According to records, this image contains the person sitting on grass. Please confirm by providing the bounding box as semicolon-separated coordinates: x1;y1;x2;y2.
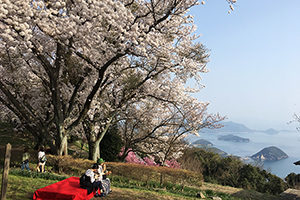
21;147;30;171
80;163;103;198
97;158;112;197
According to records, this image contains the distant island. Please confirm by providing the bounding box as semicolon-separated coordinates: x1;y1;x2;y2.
201;121;281;135
251;146;288;161
262;128;279;135
190;139;228;157
218;134;250;143
192;139;213;147
202;121;252;133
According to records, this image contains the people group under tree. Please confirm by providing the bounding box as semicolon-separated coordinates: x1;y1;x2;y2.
80;159;112;198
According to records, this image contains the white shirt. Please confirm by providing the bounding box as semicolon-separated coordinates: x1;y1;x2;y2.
96;165;104;181
38;151;45;159
85;169;95;183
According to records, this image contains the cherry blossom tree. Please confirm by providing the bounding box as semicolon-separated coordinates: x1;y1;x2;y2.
0;0;235;157
117;77;224;163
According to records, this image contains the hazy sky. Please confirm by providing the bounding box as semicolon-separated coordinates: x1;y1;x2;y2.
189;0;300;130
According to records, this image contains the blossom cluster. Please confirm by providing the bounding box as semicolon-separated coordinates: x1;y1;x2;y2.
120;148;181;169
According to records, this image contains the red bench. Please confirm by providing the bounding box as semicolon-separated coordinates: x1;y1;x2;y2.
33;177;96;200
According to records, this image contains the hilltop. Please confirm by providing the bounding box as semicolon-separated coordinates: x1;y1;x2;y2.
251;146;288;161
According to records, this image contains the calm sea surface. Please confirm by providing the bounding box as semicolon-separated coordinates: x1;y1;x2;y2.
188;130;300;178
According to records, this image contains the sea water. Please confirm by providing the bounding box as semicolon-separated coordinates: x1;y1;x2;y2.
187;130;300;178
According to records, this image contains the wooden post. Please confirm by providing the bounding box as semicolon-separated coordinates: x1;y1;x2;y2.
1;143;11;200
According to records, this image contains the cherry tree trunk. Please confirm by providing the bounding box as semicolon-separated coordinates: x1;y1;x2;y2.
88;139;101;162
57;133;68;156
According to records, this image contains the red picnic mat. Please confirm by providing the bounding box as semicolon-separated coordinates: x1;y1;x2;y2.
33;176;95;200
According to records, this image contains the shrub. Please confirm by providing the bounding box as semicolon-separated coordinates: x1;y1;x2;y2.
285;173;300;189
107;162;202;187
164;159;181;168
179;147;287;195
143;156;158;166
44;155;202;189
46;155;94;175
9;168;68;180
120;149;181;168
123;150;145;165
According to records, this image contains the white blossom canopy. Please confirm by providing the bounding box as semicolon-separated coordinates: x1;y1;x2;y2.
0;0;234;155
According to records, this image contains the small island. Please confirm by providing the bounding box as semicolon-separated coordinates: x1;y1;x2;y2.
192;139;213;147
251;146;288;161
263;128;279;135
218;134;250;143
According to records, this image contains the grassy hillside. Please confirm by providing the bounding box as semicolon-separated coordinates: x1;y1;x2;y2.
1;174;58;200
0;173;281;200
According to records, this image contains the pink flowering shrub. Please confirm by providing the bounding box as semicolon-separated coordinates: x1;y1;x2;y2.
143;156;158;166
120;148;180;169
165;159;181;169
119;147;145;164
125;151;145;165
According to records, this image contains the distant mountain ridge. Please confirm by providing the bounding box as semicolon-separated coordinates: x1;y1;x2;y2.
201;121;253;133
202;121;280;134
217;121;252;132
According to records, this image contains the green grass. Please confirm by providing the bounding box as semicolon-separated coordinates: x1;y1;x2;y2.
1;173;240;200
110;175;240;200
0;170;240;200
1;172;280;200
9;168;69;180
1;174;58;200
